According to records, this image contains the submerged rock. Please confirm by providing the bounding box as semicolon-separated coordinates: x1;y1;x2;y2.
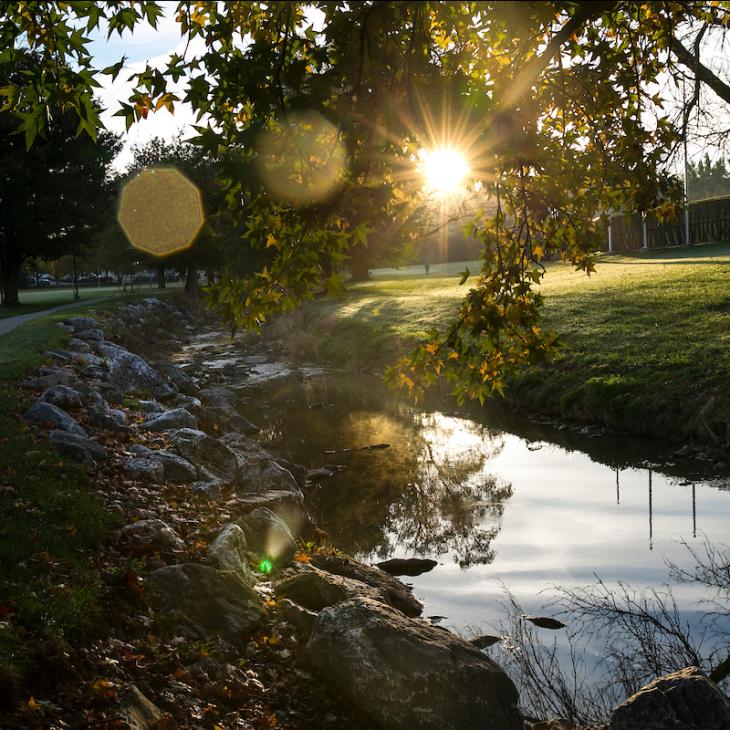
145;563;264;644
376;557;438;577
609;666;730;730
305;596;522;730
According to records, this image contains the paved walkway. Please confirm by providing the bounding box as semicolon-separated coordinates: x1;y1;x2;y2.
0;296;114;337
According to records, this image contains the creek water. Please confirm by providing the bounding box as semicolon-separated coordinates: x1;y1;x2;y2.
178;330;730;695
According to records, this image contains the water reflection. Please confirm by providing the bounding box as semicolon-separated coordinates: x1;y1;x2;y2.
248;377;513;567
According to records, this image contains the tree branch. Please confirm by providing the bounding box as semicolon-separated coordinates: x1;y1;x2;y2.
670;33;730;107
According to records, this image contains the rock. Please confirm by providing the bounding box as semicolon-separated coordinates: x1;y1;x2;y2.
170;428;241;481
81;364;105;380
118;684;171;730
376;557;438;577
124;457;165;483
48;430;107;463
39;384;83;410
63;316;96;332
125;444;199;483
145;564;265;644
199;386;259;434
87;393;129;432
23;401;87;436
278;597;318;637
220;432;307;487
75;328;105;343
276;564;389;611
609;666;730;730
305;597;522;730
673;444;695;458
120;519;185;555
21;366;78;390
208;524;255;583
238;460;303;497
307;467;336;482
158;363;198;395
523;616;566;630
141;408;197;432
136;399;166;414
310;554;423;617
172;393;203;414
469;635;502;649
67;337;91;354
98;342;177;400
238;507;297;565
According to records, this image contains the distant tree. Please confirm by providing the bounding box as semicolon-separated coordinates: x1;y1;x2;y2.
0;54;118;306
687;154;730;201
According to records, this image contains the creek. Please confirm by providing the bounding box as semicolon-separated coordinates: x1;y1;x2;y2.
176;328;730;692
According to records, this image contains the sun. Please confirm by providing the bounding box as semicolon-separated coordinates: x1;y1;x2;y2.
420;146;470;194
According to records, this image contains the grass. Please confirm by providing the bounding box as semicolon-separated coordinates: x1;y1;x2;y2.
268;243;730;442
0;281;184;319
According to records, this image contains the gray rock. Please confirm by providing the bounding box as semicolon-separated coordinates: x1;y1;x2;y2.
145;563;264;644
305;597;522;730
67;337;91;354
75;328;104;343
125;445;197;483
98;342;176;400
141;407;197;432
44;349;74;363
209;524;255;583
609;666;730;730
170;428;241;481
158;363;198;395
120;518;185;554
221;432;307;486
278;597;318;637
199;386;259;434
124;457;165;483
276;564;389;611
119;684;166;730
238;459;303;497
23;401;86;436
48;430;107;463
80;364;105;380
310;554;423;617
376;557;438;577
136;399;166;413
87;393;128;432
76;352;103;367
21;366;78;390
238;507;297;565
173;393;203;414
63;316;97;332
40;384;83;410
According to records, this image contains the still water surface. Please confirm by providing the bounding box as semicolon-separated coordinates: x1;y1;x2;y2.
232;368;729;641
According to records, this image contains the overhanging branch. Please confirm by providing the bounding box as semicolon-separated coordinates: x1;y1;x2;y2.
670;34;730;107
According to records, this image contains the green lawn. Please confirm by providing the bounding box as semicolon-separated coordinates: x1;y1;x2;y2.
268;243;730;440
0;281;183;318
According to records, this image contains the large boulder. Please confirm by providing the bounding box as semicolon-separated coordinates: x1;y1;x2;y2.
141;407;197;432
48;430;107;463
169;428;241;481
310;554;423;617
126;444;198;483
157;363;198;395
63;316;97;332
305;597;522;730
124;457;165;483
237;460;303;498
23;401;86;436
97;342;176;400
276;564;388;611
145;563;264;644
198;386;259;434
221;432;307;487
609;666;730;730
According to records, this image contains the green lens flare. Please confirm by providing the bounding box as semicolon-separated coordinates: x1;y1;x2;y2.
259;558;273;574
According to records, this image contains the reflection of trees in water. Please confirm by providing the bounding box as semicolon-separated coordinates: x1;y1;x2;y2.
320;408;512;568
245;374;514;567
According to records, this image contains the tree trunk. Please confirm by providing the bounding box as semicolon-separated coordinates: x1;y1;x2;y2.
1;257;22;307
156;264;166;289
185;265;199;298
349;244;371;282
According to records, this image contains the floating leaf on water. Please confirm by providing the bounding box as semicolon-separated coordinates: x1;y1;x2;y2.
376;557;437;576
468;634;502;648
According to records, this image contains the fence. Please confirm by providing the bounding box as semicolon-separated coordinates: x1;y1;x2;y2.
608;194;730;252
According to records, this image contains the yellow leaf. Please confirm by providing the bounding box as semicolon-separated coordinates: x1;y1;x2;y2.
26;696;40;711
265;233;278;248
424;342;439;355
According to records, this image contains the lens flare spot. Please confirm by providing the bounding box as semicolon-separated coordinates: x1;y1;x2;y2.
420;147;470;194
118;167;204;257
258;558;273;574
256;110;346;205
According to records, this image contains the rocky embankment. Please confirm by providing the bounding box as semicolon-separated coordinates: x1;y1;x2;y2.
13;298;730;730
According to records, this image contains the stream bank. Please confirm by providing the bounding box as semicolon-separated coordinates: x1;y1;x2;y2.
2;299;727;730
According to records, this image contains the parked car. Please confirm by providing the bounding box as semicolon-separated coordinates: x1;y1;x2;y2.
36;274;57;287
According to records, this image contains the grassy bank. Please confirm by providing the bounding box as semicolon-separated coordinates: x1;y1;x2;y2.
0;289;183;704
266;244;730;444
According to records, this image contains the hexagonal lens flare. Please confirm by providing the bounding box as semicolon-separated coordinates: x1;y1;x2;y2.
118;167;204;257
